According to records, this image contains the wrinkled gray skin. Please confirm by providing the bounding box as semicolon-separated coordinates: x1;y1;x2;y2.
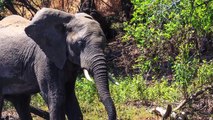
0;8;116;120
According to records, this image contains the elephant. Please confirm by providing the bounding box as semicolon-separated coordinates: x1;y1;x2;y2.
0;14;34;120
0;8;116;120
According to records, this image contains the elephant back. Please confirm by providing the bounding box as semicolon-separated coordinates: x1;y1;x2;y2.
0;15;29;35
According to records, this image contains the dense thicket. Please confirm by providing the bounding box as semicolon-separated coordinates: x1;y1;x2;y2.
123;0;213;101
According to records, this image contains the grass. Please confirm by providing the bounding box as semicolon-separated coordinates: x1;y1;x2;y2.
74;76;179;120
29;76;164;119
80;101;155;120
4;70;211;120
2;76;178;120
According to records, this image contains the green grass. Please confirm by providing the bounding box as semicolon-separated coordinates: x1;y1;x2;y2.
4;69;211;120
28;76;164;119
80;101;155;120
74;76;179;119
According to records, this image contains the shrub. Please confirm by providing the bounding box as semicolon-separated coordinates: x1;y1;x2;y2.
124;0;213;76
123;0;213;103
172;43;199;97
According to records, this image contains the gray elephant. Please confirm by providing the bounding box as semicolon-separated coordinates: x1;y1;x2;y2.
0;8;116;120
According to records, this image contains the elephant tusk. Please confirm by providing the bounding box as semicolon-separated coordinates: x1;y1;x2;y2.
83;69;119;85
83;69;93;82
108;73;119;85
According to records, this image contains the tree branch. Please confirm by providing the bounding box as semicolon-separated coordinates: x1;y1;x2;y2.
174;83;213;111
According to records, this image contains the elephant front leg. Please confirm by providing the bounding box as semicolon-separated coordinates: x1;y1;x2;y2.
40;83;65;120
46;72;66;119
37;62;66;120
47;92;65;120
43;78;65;120
65;82;83;120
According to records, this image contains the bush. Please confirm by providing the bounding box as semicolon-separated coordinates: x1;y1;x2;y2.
124;0;213;76
172;43;199;97
123;0;213;103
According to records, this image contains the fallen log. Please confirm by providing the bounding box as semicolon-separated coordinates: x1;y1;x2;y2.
174;83;213;111
151;83;213;119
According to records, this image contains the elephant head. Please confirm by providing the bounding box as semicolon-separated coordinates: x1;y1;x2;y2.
25;8;116;120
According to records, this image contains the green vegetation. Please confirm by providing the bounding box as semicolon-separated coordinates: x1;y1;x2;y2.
122;0;212;118
123;0;212;96
29;77;157;119
76;77;178;104
75;77;170;119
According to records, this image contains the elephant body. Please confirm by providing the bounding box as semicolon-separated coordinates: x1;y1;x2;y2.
0;16;35;120
0;15;65;120
0;15;39;94
0;8;116;120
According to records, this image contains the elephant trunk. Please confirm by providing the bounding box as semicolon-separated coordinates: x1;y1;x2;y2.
88;51;116;120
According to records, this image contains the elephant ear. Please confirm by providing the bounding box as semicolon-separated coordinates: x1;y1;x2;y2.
25;8;73;69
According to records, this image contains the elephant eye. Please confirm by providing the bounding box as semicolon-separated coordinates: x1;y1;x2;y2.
67;28;72;32
77;40;85;48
